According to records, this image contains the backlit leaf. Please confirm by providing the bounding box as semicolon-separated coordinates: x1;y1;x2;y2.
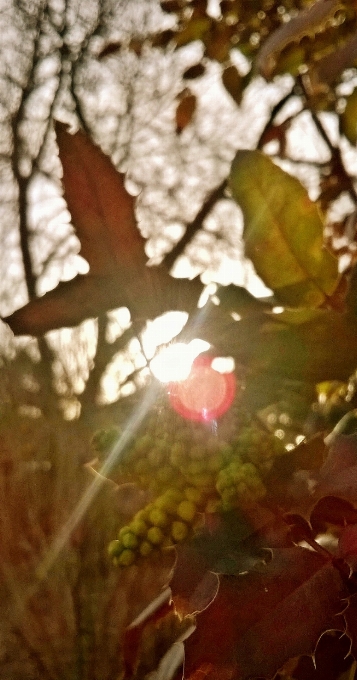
4;125;203;335
55;122;146;277
229;150;339;308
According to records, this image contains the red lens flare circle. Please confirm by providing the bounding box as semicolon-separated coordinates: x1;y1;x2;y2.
168;355;236;422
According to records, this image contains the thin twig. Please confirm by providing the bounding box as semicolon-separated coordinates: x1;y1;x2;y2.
298;76;357;204
257;86;296;150
163;178;227;270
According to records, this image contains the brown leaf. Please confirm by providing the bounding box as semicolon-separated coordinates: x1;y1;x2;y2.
98;42;122;59
176;93;197;133
55;122;146;277
314;434;357;503
183;547;346;680
222;65;243;105
4;125;203;335
312;32;357;91
310;496;357;534
283;632;353;680
345;593;357;658
183;63;206;79
151;29;177;48
160;0;182;12
4;268;203;336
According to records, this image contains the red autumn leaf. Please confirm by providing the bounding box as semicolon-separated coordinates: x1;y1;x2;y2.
4;124;202;335
310;496;357;533
182;547;346;680
316;434;357;502
176;92;197;133
338;524;357;572
345;593;357;658
283;632;353;680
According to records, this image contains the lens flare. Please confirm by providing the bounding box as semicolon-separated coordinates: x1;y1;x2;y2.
168;354;236;422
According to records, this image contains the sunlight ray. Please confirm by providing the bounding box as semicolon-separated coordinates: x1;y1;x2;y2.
36;382;161;580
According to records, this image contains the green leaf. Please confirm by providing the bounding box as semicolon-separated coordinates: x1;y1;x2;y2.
215;284;272;316
194;306;357;384
229;150;339;308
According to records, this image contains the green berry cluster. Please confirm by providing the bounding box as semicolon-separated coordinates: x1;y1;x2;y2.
216;458;267;511
108;487;204;566
95;400;287;566
232;425;286;474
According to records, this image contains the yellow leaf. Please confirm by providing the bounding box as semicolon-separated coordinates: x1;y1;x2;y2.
229;150;339;308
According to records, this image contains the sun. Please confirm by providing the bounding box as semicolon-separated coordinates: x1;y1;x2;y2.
141;311;210;384
149;339;210;383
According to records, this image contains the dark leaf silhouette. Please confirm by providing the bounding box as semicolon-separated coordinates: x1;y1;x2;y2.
182;547;346;680
183;63;206;79
196;307;357;383
345;594;357;658
98;42;122;59
310;496;357;533
222;65;243;105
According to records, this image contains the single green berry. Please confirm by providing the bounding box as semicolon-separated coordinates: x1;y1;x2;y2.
171;520;189;543
140;540;153;557
155;489;184;513
108;539;123;558
147;526;165;546
149;507;169;528
156;465;176;484
177;500;196;523
130;517;148;537
118;549;136;567
148;447;164;466
121;531;139;550
134;459;151;476
92;427;120;452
